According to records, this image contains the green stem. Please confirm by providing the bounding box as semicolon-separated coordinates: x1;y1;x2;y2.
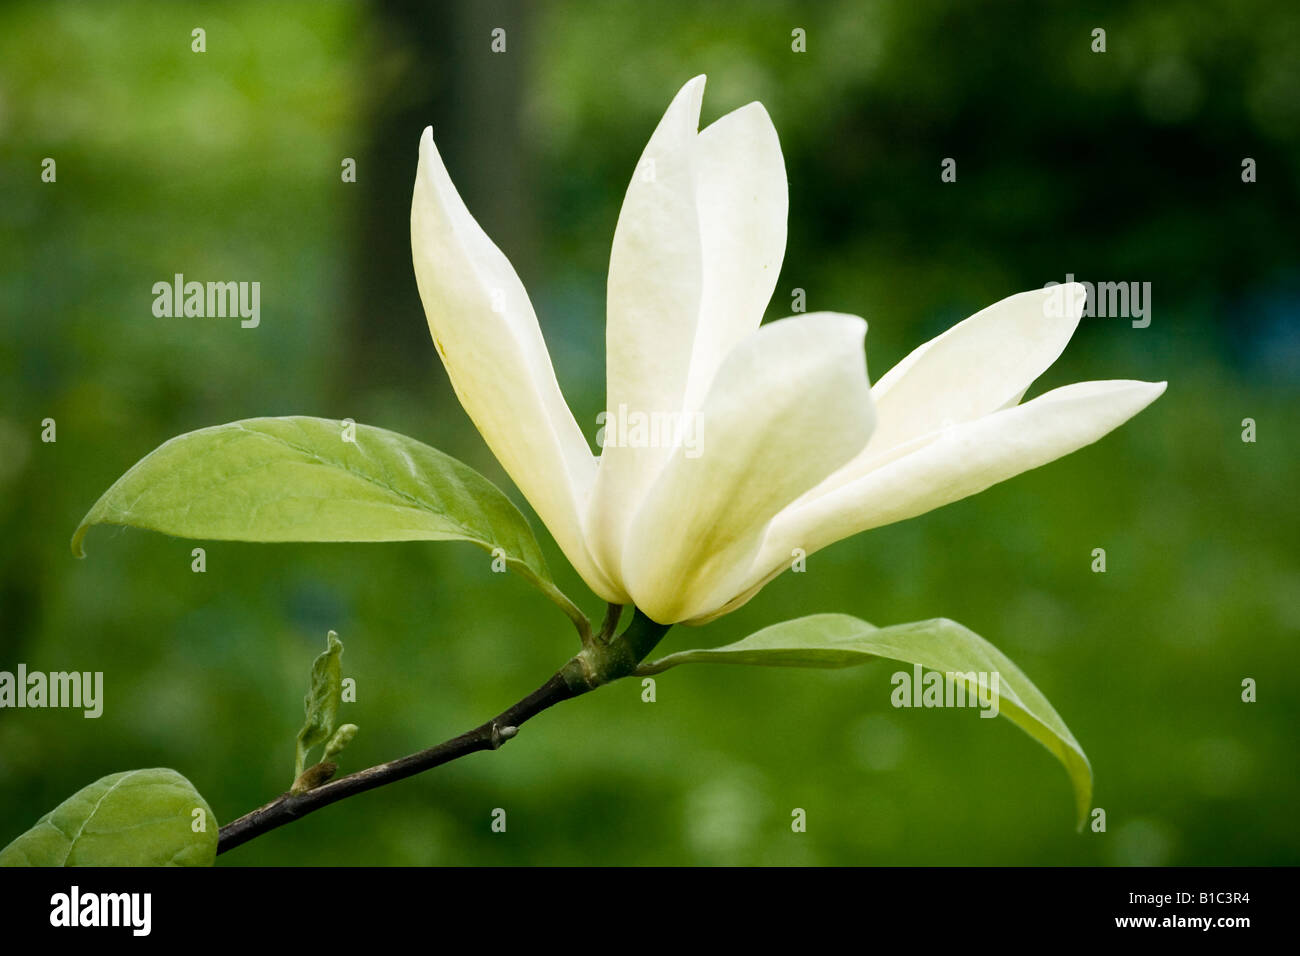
562;608;673;690
596;602;624;644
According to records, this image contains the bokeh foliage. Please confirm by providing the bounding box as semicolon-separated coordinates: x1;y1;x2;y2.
1;0;1296;865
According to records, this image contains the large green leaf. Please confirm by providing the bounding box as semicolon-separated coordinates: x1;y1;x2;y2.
639;614;1092;827
0;768;217;866
72;416;583;626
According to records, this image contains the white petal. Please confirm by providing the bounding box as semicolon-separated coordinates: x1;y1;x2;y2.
754;379;1167;579
868;283;1086;454
789;284;1088;510
621;313;875;623
585;75;708;586
680;101;789;413
411;127;623;601
604;74;708;423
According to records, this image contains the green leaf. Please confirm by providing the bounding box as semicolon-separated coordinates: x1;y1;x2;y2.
0;768;217;866
71;416;585;629
323;723;359;762
639;614;1092;827
295;630;343;782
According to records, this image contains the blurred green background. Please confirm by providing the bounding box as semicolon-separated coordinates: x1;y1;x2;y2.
1;0;1297;865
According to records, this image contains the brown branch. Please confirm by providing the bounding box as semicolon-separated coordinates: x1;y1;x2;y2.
217;671;583;855
216;610;672;856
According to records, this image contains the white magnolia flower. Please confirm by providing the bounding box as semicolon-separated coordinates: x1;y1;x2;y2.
411;75;1165;626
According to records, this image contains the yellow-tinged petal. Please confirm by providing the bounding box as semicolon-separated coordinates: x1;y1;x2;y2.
622;313;875;623
411;127;623;601
749;378;1167;589
681;100;789;414
585;75;708;588
587;79;790;593
807;284;1087;504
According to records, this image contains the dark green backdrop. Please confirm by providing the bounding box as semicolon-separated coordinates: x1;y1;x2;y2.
1;0;1296;864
